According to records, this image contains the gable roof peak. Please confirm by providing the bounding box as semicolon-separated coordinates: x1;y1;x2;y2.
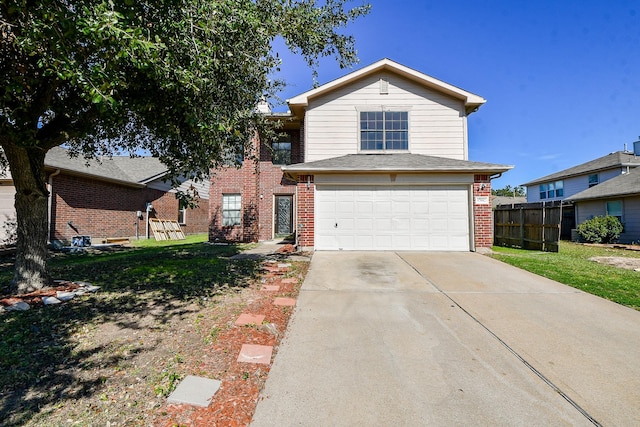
287;58;486;117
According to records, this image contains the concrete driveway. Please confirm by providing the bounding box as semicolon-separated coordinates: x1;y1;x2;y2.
251;252;640;426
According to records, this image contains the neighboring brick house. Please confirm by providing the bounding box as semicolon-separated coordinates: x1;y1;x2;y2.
2;147;210;244
209;59;512;251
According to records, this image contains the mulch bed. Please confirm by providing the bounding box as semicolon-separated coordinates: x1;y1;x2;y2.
153;259;307;426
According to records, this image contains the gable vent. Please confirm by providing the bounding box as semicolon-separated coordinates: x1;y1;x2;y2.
379;78;389;95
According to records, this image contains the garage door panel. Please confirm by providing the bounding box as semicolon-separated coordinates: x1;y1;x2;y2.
315;185;470;251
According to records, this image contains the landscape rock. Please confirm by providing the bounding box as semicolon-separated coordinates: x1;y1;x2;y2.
43;296;62;305
7;301;30;311
56;291;76;301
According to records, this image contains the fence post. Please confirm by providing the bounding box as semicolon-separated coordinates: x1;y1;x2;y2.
520;207;525;248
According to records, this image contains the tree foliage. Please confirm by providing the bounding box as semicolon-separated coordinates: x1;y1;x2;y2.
492;185;526;197
577;216;624;244
0;0;370;292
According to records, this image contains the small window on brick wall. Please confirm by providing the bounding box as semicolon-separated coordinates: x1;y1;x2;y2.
222;194;241;226
272;134;292;165
178;200;187;225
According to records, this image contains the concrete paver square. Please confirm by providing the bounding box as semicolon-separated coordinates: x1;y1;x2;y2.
235;313;266;326
238;344;273;365
167;375;221;407
273;297;296;306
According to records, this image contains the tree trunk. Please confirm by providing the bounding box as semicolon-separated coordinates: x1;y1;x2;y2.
3;143;52;293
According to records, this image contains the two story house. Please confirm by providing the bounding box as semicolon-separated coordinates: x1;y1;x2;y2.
523;143;640;243
208;59;512;251
523;148;640;203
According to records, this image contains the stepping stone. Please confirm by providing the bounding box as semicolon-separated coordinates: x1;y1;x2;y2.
273;297;296;307
235;313;265;326
281;278;298;284
277;263;291;269
167;375;221;407
261;285;280;292
237;344;273;365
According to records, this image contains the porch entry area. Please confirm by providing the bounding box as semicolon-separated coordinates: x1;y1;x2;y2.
274;195;293;237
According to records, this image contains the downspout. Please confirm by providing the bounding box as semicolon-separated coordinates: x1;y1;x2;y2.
48;169;61;242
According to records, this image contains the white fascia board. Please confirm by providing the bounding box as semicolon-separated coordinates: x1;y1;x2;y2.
287;58;486;111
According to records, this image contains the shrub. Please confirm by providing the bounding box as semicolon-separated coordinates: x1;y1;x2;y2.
576;215;624;244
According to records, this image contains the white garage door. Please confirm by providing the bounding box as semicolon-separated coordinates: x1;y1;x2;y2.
315;185;470;251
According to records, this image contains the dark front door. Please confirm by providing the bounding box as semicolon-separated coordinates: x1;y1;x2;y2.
275;195;293;236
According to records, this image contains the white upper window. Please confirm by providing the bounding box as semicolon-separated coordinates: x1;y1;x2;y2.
360;111;408;151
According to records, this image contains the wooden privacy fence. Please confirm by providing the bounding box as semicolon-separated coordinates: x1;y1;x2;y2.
494;201;562;252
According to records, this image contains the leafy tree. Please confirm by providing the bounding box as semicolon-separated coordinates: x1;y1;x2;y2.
0;0;370;293
492;185;526;197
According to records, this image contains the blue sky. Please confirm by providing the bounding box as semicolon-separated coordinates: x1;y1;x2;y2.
271;0;640;190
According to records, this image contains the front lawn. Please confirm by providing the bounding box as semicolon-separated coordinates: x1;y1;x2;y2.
491;241;640;310
0;235;306;426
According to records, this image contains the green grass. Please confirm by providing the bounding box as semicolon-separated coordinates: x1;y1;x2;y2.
491;241;640;310
0;238;260;425
129;233;209;248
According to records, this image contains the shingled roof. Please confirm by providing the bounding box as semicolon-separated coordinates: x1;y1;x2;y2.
45;147;168;187
282;153;512;175
523;151;640;186
566;167;640;201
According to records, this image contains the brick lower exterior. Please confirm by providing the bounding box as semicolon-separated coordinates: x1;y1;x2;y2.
296;175;315;249
473;174;493;249
209;131;299;243
50;173;209;243
208;129;494;250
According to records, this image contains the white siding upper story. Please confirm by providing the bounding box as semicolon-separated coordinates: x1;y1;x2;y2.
526;168;629;203
575;197;640;243
303;72;468;163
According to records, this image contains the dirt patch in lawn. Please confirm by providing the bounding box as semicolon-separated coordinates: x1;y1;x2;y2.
589;256;640;271
0;256;309;426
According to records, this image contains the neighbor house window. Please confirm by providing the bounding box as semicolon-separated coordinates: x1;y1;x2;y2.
272;135;292;165
178;200;187;225
539;183;547;199
222;194;241;226
588;174;599;188
606;200;623;223
540;180;563;199
360;111;408;151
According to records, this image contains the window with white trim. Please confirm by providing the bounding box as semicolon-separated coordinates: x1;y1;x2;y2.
178;200;187;225
222;194;241;226
360;111;408;151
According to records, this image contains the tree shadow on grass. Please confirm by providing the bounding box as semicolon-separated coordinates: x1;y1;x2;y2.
0;242;261;426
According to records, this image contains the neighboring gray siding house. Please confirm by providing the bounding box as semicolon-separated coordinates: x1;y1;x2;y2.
523;150;640;203
566;166;640;244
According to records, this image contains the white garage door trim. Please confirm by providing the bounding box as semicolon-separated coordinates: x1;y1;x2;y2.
315;184;470;251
